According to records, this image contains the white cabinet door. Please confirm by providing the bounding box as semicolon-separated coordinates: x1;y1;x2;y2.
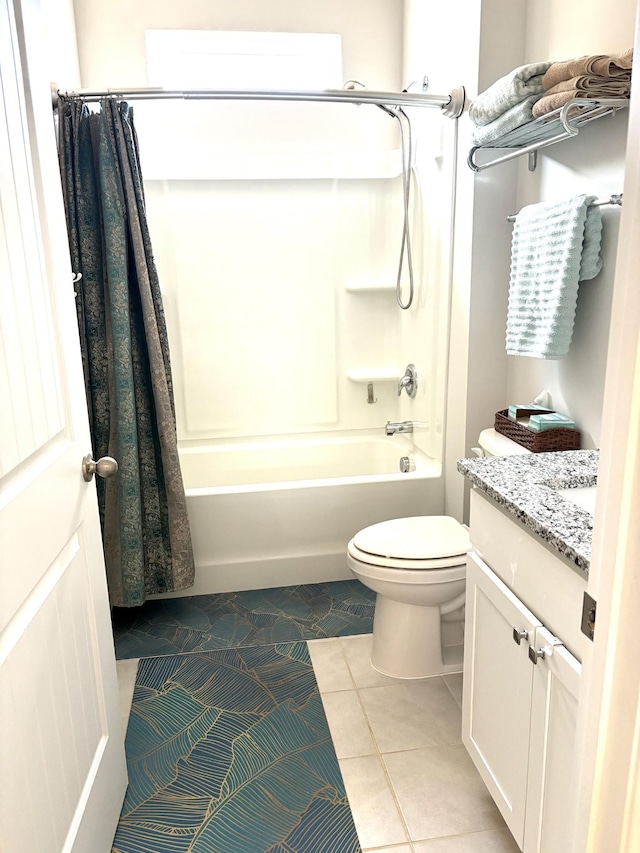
463;552;542;848
525;626;582;853
0;0;127;850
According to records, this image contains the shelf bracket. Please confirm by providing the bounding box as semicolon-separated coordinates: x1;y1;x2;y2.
528;150;537;172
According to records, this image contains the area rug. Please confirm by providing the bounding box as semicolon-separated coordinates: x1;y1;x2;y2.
112;580;375;659
112;642;361;853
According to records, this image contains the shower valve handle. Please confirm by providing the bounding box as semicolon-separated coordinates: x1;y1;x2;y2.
398;363;418;397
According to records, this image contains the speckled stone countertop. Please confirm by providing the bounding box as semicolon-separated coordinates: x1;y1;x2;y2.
457;449;598;574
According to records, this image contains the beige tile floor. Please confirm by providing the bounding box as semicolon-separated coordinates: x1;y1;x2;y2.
116;631;520;853
307;633;521;853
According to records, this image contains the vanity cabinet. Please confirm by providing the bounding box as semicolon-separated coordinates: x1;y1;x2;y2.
462;491;585;853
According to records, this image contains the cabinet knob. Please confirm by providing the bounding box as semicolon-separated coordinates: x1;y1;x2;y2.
513;628;528;645
528;645;546;665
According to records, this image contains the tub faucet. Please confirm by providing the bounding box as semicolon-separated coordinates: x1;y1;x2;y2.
385;420;414;436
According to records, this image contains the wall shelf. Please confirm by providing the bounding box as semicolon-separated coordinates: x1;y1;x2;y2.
345;281;396;294
346;368;403;383
467;97;629;173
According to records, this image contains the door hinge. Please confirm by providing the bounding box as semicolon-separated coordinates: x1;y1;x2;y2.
581;592;597;641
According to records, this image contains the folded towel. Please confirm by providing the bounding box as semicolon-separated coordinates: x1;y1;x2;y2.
469;61;552;126
543;50;633;90
506;195;602;359
545;73;631;96
471;96;540;145
531;84;630;119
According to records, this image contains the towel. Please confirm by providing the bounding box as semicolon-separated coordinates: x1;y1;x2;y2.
471;96;540;146
532;84;630;119
542;50;633;90
469;61;552;126
506;195;602;359
545;74;631;96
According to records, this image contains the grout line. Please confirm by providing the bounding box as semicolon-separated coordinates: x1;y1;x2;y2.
441;671;464;709
341;637;418;847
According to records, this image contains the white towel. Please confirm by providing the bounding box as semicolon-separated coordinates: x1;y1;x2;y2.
506;195;603;359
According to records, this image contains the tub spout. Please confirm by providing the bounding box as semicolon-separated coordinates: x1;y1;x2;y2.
385;420;414;436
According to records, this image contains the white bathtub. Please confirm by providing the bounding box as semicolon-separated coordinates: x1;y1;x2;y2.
160;432;444;596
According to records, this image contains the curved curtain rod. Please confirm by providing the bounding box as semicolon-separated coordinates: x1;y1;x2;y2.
54;85;466;118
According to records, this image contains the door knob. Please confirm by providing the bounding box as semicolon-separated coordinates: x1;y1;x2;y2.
82;454;118;482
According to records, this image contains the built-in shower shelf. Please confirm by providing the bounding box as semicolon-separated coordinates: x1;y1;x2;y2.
347;368;403;383
345;281;396;294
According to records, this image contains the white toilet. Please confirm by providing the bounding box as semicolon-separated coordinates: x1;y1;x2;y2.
347;515;471;679
347;427;529;679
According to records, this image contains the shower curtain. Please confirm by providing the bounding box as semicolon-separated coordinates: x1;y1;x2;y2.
58;98;195;607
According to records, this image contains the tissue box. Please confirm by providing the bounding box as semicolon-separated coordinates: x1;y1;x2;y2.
529;413;576;432
507;404;555;421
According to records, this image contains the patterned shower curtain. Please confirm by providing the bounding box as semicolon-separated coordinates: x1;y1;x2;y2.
58;98;195;607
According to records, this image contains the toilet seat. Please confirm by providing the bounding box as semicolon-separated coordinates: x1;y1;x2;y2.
349;516;471;570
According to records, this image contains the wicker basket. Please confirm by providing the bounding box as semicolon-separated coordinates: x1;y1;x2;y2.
494;410;581;453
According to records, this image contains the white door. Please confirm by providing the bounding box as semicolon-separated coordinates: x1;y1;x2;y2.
0;0;127;850
462;551;541;849
525;626;581;853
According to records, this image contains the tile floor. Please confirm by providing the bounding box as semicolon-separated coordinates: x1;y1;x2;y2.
116;632;520;853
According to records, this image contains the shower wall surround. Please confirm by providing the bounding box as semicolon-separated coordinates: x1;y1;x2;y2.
144;131;453;463
72;0;456;466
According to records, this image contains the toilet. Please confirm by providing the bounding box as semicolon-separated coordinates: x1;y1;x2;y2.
347;516;471;679
347;426;529;679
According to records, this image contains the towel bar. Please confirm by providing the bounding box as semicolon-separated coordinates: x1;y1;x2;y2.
506;194;623;222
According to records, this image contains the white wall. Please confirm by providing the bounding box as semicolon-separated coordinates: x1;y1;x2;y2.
404;0;518;519
505;0;636;448
40;0;80;89
404;0;635;520
73;0;404;91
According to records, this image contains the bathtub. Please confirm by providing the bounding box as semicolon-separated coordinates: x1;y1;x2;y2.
160;432;444;596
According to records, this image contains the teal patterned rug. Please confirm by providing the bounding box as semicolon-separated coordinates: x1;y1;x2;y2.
113;580;375;659
112;642;361;853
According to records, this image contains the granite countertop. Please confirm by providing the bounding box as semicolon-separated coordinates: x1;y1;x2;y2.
457;449;598;574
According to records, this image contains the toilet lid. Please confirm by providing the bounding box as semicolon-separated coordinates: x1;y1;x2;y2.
352;516;471;561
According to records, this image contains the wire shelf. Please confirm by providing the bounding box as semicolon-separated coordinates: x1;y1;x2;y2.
468;97;630;172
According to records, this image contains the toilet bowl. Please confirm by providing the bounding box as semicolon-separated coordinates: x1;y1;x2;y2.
347;516;471;679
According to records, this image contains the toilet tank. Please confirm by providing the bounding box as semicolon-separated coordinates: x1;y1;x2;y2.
473;428;531;458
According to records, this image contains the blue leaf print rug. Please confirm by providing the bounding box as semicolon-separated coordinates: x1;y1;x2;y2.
112;642;361;853
113;581;375;660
